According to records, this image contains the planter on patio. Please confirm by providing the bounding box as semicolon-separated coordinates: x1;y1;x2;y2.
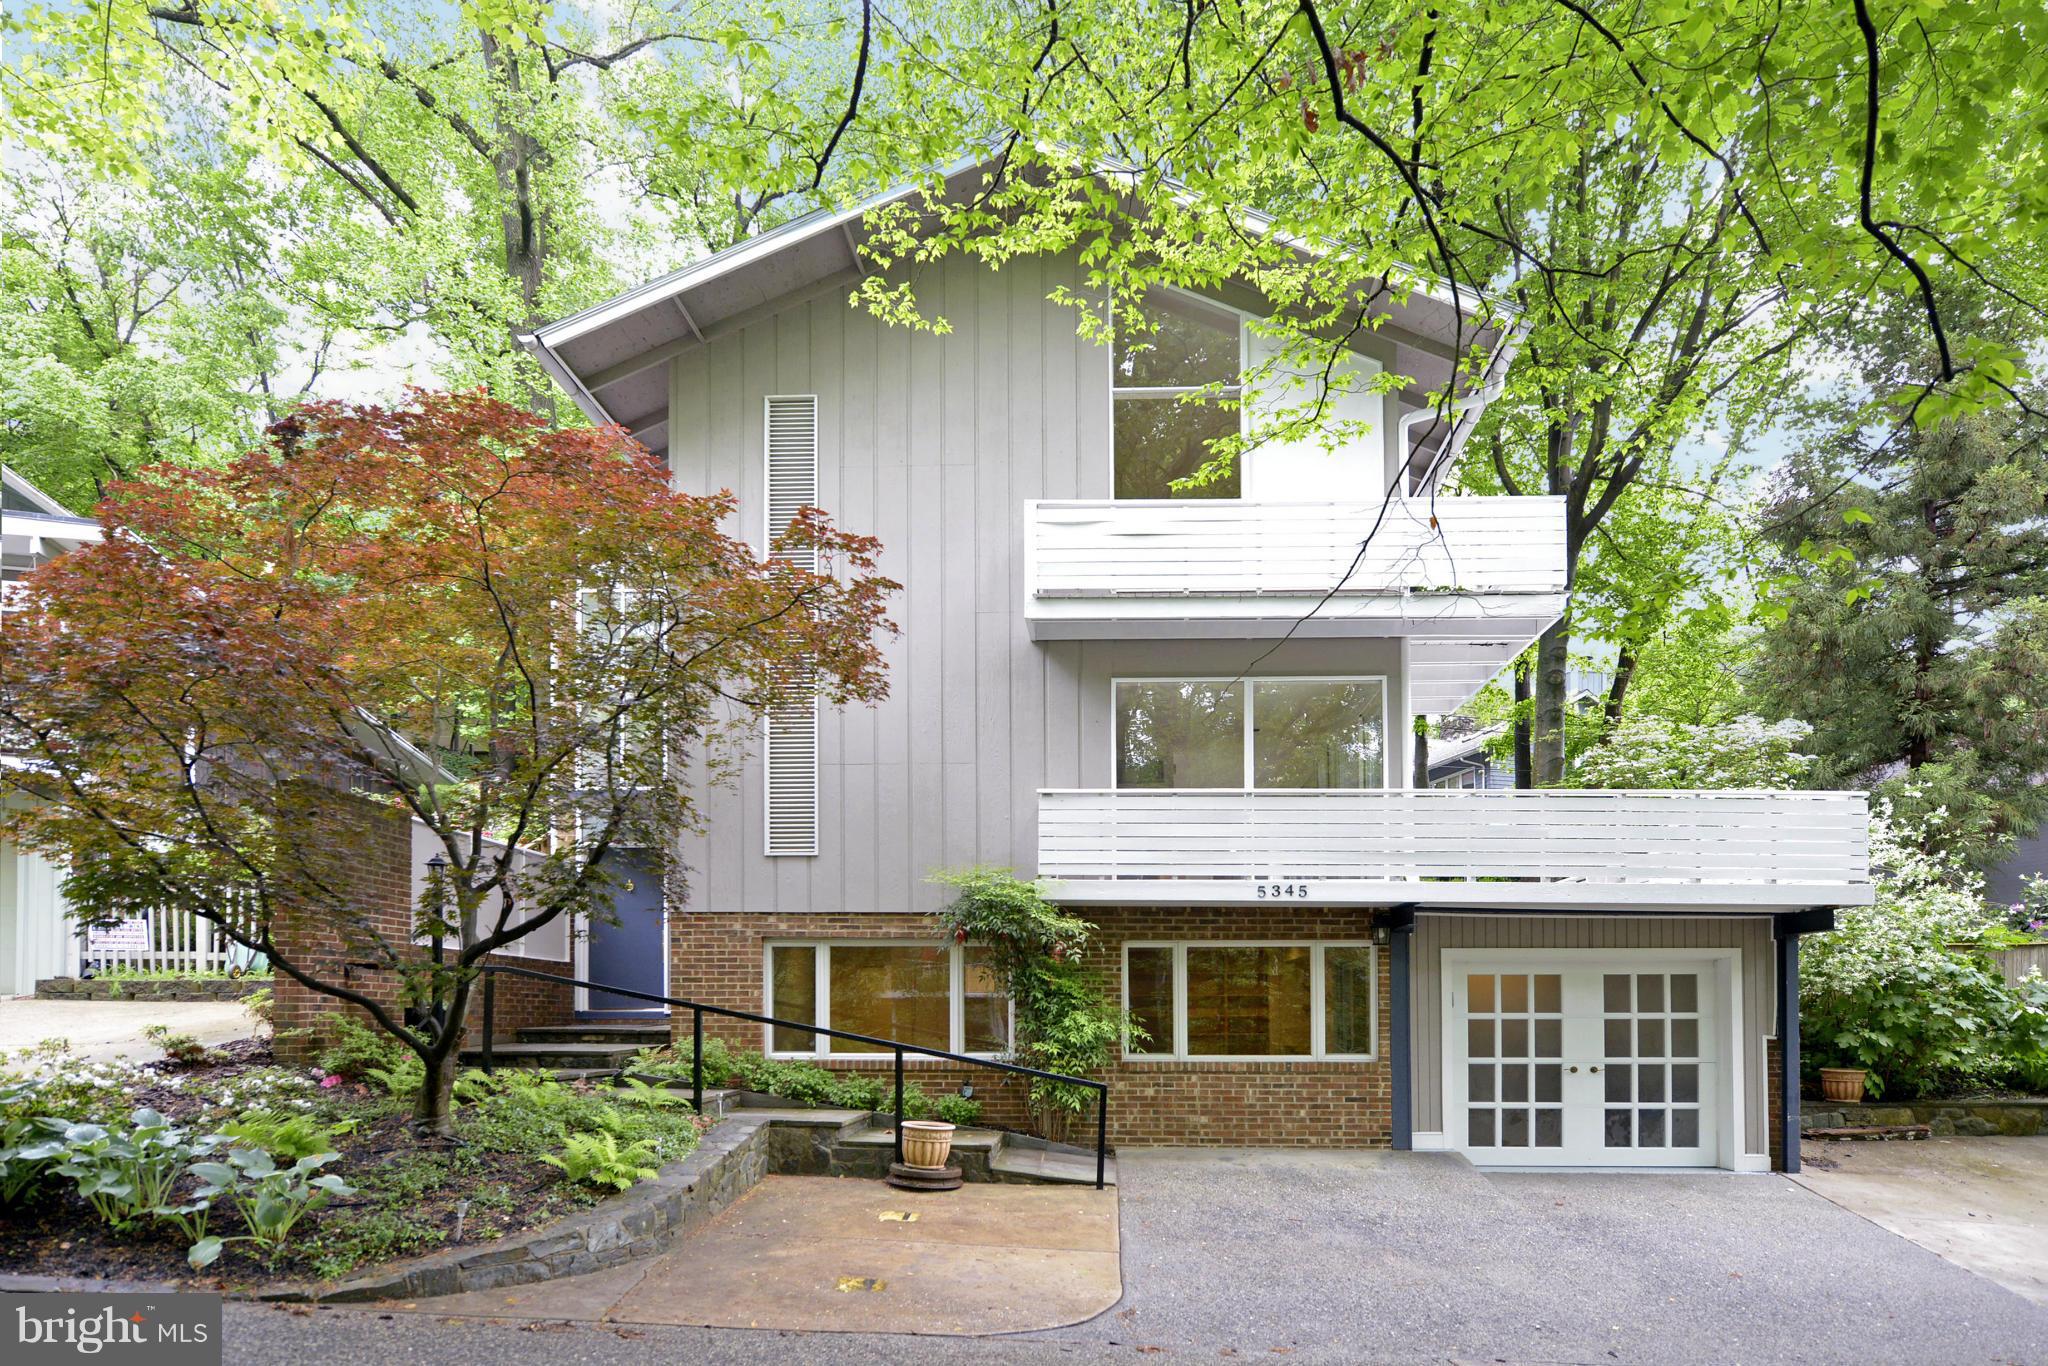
901;1120;955;1170
1820;1067;1869;1103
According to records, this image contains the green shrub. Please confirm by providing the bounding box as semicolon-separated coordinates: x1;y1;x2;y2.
932;1094;983;1127
1803;804;2048;1097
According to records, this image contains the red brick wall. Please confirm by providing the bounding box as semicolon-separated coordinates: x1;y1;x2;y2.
271;795;413;1060
669;906;1394;1147
270;794;574;1059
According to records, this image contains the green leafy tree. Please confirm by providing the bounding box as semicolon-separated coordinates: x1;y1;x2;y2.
5;0;888;411
1751;387;2048;864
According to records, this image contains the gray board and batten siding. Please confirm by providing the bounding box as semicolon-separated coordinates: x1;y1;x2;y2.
666;250;1422;918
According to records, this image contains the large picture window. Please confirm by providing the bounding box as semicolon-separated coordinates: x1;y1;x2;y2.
764;942;1012;1058
1113;288;1243;500
1115;678;1387;789
1123;943;1377;1061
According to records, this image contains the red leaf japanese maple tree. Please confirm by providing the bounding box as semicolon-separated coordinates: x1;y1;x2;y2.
0;389;896;1135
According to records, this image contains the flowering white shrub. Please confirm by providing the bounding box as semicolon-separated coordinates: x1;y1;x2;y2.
1800;799;2041;1097
1572;714;1815;790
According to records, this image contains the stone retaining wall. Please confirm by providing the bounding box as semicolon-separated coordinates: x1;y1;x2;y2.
35;976;270;1003
1804;1099;2045;1137
267;1097;772;1303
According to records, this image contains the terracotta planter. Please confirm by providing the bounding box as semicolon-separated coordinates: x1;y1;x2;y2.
1819;1067;1868;1104
900;1120;956;1170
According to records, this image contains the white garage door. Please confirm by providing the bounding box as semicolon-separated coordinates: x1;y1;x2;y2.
1446;953;1731;1168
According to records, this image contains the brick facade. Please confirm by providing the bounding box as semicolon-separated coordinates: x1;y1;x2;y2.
668;905;1394;1147
270;793;573;1060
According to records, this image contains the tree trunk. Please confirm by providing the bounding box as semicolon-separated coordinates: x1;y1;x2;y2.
413;1046;462;1138
1604;645;1638;724
1412;716;1430;788
1533;614;1571;786
1513;659;1533;789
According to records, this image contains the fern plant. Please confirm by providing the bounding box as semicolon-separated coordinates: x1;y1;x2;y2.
540;1132;660;1191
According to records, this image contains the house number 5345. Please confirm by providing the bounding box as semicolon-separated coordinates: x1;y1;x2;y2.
1256;883;1311;899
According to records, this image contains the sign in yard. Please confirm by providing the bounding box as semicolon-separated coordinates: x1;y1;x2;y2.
85;916;151;952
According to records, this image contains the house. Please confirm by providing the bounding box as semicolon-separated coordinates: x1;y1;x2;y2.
1425;723;1511;790
1;467;102;994
518;162;1873;1171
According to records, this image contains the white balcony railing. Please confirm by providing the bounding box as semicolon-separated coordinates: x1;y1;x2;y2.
1036;788;1873;909
1027;495;1566;601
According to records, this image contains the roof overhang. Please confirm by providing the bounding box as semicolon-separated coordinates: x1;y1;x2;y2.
523;155;1517;470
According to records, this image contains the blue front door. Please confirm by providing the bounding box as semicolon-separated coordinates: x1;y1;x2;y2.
583;849;666;1016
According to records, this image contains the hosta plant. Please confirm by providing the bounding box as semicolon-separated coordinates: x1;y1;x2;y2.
186;1148;352;1267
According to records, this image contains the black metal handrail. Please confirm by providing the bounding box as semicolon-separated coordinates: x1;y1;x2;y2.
474;963;1109;1189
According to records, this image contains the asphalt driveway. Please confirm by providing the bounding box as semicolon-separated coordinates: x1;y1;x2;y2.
213;1146;2048;1364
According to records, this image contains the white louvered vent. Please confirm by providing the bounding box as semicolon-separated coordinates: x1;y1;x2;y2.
764;395;819;569
763;395;820;856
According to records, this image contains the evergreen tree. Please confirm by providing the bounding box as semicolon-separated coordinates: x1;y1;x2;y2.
1752;397;2048;864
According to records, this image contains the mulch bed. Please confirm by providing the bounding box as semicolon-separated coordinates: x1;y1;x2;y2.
0;1041;630;1290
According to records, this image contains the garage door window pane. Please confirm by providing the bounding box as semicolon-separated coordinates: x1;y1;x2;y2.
1186;946;1311;1056
769;946;818;1053
1116;682;1245;788
828;945;950;1053
1127;947;1175;1055
1323;947;1374;1055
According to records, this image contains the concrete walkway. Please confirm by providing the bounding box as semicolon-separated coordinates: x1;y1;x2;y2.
380;1176;1121;1336
0;996;258;1061
1794;1134;2048;1307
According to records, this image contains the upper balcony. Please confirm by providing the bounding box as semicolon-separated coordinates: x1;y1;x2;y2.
1035;788;1873;911
1024;496;1569;712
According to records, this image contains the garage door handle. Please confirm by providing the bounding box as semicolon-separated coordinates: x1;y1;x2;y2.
1587;1065;1601;1074
1568;1066;1579;1074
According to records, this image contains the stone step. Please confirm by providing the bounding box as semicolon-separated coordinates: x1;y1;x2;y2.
458;1041;646;1070
516;1023;672;1047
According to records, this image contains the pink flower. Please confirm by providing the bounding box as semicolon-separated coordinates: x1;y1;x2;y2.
320;1074;344;1088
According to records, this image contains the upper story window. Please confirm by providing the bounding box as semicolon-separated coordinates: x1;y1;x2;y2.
1114;677;1387;789
1113;289;1242;500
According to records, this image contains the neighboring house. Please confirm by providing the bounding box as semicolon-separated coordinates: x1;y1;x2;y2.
1425;725;1511;790
511;161;1873;1172
1;468;102;993
1987;828;2047;909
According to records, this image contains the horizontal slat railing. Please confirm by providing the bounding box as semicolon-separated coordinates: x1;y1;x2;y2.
1026;497;1568;599
1037;789;1871;899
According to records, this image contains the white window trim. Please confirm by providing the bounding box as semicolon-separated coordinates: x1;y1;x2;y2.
762;939;1015;1060
1111;675;1393;792
1121;941;1378;1063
